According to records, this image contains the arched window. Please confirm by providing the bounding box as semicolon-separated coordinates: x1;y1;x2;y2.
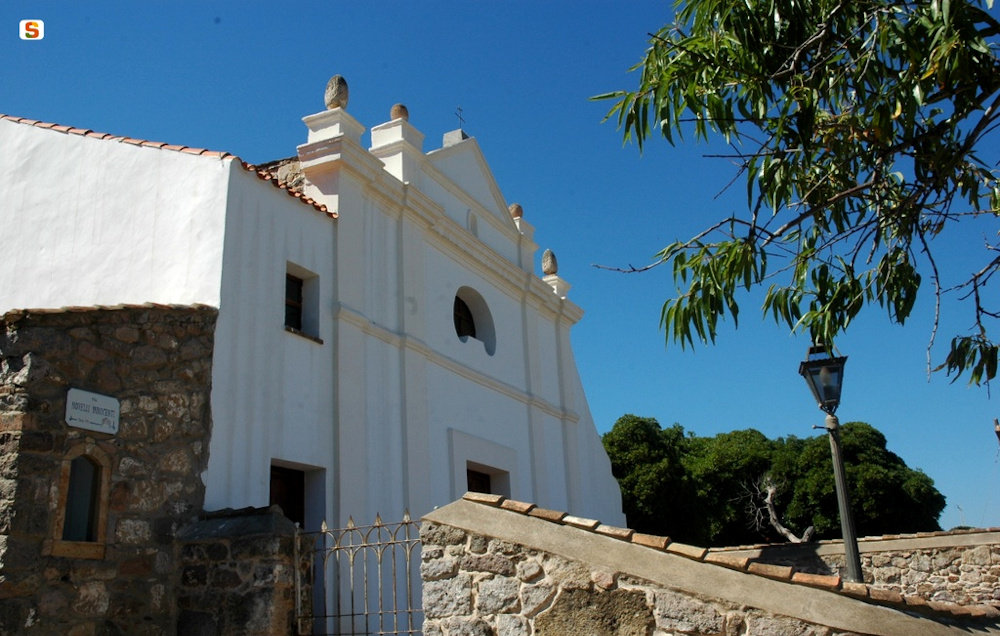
49;442;111;559
454;297;476;339
63;455;101;541
453;287;496;355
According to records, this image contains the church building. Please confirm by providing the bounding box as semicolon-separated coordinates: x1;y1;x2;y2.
0;77;624;538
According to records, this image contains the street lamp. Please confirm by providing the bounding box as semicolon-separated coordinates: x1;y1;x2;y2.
799;345;864;583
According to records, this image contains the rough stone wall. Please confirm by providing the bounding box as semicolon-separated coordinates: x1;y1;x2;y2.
0;305;217;635
420;521;859;636
176;506;307;636
862;545;1000;605
715;533;1000;606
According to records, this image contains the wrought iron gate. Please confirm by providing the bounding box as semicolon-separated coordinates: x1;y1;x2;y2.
298;512;422;635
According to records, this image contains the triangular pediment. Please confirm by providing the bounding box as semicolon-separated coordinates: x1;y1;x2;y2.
426;135;515;230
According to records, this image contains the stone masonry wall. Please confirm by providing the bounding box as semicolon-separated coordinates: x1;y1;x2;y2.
421;521;862;636
422;496;1000;636
712;531;1000;606
176;506;307;636
0;305;217;635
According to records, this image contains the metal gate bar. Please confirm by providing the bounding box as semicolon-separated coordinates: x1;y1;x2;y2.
298;512;421;635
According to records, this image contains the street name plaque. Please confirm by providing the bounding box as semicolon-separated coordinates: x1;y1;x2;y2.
65;388;120;435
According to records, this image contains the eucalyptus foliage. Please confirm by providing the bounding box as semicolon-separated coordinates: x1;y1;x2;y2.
598;0;1000;383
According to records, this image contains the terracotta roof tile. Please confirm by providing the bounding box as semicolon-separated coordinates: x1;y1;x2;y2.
666;542;707;560
500;500;535;514
704;553;751;571
631;532;669;550
840;581;869;598
791;572;841;591
748;562;794;581
869;588;904;604
594;524;633;541
527;507;566;523
0;113;333;218
563;515;600;531
462;492;505;507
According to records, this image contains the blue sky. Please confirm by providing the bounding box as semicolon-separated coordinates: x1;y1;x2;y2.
4;1;998;532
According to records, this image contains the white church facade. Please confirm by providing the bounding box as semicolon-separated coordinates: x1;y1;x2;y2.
0;79;625;533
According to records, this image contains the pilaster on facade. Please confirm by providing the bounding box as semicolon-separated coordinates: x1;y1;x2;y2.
297;108;386;202
369;116;426;186
514;216;539;272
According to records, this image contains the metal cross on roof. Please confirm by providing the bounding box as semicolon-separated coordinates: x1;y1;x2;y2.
456;106;465;131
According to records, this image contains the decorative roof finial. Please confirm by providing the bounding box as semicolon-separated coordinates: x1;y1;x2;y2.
391;103;409;121
325;75;349;110
542;249;558;276
508;203;523;219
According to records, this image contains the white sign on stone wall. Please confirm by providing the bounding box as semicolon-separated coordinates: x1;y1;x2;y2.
65;388;120;435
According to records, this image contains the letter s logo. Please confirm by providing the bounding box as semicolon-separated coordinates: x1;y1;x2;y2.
19;20;44;40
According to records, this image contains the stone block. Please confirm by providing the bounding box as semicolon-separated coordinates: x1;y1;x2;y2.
476;576;520;614
421;556;458;581
459;553;515;576
516;560;543;583
497;614;530;636
521;582;556;617
423;574;472;618
72;581;110;616
654;589;723;634
441;617;494;636
421;522;467;546
534;587;653;636
177;609;217;636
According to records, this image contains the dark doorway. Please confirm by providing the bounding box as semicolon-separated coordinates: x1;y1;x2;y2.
270;465;305;527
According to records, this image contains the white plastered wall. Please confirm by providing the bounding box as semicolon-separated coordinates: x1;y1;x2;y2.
202;165;338;532
0;120;228;313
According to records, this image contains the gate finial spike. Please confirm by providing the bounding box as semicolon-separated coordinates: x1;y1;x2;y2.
375;512;383;525
346;516;355;529
403;509;411;522
321;520;328;532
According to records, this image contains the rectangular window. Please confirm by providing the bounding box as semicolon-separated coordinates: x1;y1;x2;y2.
467;469;492;495
63;455;101;541
285;262;322;342
285;274;304;331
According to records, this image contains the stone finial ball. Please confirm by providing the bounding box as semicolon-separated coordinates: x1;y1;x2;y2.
390;103;409;121
508;203;523;219
325;75;349;110
542;249;558;276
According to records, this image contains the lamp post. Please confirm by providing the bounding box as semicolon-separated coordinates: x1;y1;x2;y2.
798;345;864;583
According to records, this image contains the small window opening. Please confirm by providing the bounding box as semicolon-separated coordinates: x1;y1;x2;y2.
63;455;101;542
285;274;304;331
467;469;492;495
50;443;110;559
270;465;306;527
454;297;476;339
